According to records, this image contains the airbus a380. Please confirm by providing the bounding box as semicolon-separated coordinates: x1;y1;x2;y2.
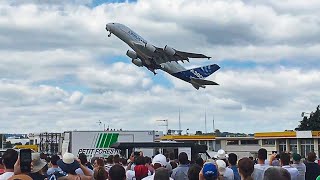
105;23;220;89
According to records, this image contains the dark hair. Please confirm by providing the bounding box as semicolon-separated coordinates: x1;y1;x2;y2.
154;167;170;180
94;166;108;180
107;155;114;164
78;153;88;165
188;164;202;180
280;153;290;166
228;153;238;166
195;157;204;167
307;152;317;162
263;167;291;180
114;154;120;164
258;148;267;160
135;156;146;165
2;149;18;169
50;155;60;165
238;157;254;180
170;161;177;169
96;158;105;167
121;158;127;166
109;164;125;180
178;152;188;165
145;156;152;164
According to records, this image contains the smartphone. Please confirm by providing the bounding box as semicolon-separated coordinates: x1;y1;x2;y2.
20;149;32;173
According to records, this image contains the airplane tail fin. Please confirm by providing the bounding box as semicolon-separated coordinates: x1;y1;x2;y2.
186;64;220;79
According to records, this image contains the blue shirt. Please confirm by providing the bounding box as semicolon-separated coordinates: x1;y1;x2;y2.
171;164;189;180
230;165;240;180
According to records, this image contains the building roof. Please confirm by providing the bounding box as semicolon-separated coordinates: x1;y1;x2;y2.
161;135;215;141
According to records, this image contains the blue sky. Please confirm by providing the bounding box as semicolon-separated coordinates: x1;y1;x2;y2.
1;0;320;133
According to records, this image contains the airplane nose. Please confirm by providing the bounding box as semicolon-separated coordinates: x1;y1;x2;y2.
106;23;115;32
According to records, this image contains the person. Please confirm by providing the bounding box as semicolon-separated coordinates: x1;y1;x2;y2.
142;154;173;180
263;167;291;180
171;152;189;180
305;152;320;180
154;167;170;180
105;155;115;172
278;152;298;180
114;155;121;165
145;157;155;175
188;164;202;180
56;152;92;180
47;154;64;176
93;166;108;180
228;153;240;180
8;155;32;180
214;150;233;180
196;157;204;168
253;148;269;180
216;160;234;180
291;153;306;180
0;149;18;180
199;163;219;180
237;157;253;180
109;164;126;180
75;153;94;175
28;153;47;180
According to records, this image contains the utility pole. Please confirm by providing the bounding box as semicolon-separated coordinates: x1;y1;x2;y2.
179;108;181;135
213;115;215;133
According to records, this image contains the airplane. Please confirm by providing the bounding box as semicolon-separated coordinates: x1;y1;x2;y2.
105;23;220;89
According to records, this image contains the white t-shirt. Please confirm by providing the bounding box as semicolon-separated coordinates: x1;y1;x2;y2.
142;174;174;180
224;167;234;180
126;170;152;180
0;172;14;180
282;165;299;180
253;164;270;180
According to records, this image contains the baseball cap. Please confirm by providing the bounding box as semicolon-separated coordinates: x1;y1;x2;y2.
152;154;167;167
203;163;218;179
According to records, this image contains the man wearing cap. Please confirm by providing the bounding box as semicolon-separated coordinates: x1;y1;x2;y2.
214;150;234;180
142;154;173;180
291;153;306;180
28;153;47;180
199;163;218;180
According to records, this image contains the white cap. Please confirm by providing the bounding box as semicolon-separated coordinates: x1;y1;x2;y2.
62;152;75;164
214;149;228;159
152;154;167;167
216;160;226;175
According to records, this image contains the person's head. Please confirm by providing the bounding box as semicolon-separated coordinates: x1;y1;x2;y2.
135;156;146;165
170;161;177;169
307;152;317;162
195;157;204;167
50;154;60;166
228;153;237;166
94;158;105;168
57;153;80;175
279;152;290;166
258;148;267;161
263;167;291;180
152;154;167;170
202;163;218;180
94;166;108;180
292;153;301;163
144;156;152;164
238;157;254;180
178;152;189;165
2;149;18;169
78;153;88;165
107;155;114;164
154;167;170;180
31;153;48;173
114;154;120;164
214;149;228;160
121;158;127;166
188;164;202;180
109;164;126;180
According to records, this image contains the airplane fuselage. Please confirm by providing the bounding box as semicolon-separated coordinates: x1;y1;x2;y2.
106;23;186;76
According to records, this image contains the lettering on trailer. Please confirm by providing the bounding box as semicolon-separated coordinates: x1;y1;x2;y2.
190;69;204;79
128;30;147;44
78;148;121;156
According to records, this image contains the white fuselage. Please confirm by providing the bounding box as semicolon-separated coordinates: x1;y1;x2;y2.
107;23;186;74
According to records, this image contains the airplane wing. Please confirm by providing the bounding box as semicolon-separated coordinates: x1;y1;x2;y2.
152;45;211;64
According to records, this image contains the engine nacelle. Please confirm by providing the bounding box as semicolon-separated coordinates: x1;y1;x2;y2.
164;45;176;56
145;43;156;53
132;59;143;67
126;50;137;59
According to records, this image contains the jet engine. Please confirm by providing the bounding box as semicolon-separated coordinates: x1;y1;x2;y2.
145;43;156;53
164;45;175;56
126;50;138;59
131;59;143;67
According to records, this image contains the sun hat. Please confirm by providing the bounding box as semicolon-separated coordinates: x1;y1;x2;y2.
31;153;47;173
57;152;80;173
213;149;228;159
152;154;167;167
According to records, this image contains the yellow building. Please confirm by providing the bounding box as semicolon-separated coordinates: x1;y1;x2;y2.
161;131;320;159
